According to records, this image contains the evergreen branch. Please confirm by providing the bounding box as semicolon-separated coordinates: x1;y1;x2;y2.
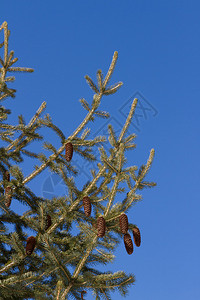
0;92;9;102
6;50;14;68
7;67;34;73
91;173;112;198
94;110;110;119
94;248;114;262
103;82;123;96
2;22;8;64
85;75;99;93
97;70;103;92
47;150;116;236
124;133;137;143
42;235;72;283
75;147;96;161
21;149;40;158
125;143;136;150
0;271;37;286
4;76;15;82
6;101;46;152
139;148;155;181
102;157;118;174
29;101;46;128
123;148;155;212
24;267;59;288
81;128;90;140
118;98;138;143
22;52;121;186
60;235;98;299
104;174;120;217
108;124;118;148
59;167;80;197
0;258;22;274
0;57;4;67
8;57;18;67
23;93;103;185
104;144;125;217
103;51;118;88
79;98;90;112
137;181;157;190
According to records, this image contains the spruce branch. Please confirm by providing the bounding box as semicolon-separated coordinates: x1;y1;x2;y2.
103;82;123;96
85;75;99;94
6;101;46;152
97;69;103;92
118;97;138;143
122;148;155;212
22;93;103;185
0;21;33;101
60;235;98;299
22;51;120;185
103;51;118;88
104;147;124;217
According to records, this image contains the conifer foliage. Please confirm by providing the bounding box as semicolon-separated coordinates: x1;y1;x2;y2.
0;21;156;299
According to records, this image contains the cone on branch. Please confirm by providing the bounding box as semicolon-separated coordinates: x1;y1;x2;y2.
65;142;73;162
119;213;129;234
132;227;141;247
4;170;10;182
4;186;12;208
124;233;133;255
45;214;52;231
97;216;106;237
26;236;36;255
82;196;91;217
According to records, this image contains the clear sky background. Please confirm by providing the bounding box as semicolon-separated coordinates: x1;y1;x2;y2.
1;1;200;299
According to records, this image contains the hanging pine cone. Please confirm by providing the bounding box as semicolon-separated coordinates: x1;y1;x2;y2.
4;186;12;208
124;233;133;255
83;196;91;217
119;213;128;234
65;142;73;162
26;236;36;255
45;215;52;231
97;216;106;237
132;227;141;247
4;170;10;182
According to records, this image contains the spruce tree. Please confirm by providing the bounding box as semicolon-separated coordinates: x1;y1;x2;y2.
0;21;156;300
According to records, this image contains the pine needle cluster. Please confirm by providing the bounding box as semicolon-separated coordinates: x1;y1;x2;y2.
0;22;156;300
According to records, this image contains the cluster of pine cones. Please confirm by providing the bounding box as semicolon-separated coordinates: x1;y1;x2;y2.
3;142;141;256
82;196;141;255
119;213;141;254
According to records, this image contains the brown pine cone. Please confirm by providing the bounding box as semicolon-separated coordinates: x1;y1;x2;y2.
124;233;133;255
65;142;73;162
4;186;12;208
26;236;36;255
4;170;10;182
132;227;141;247
45;215;52;231
83;196;91;217
97;216;106;237
119;213;128;234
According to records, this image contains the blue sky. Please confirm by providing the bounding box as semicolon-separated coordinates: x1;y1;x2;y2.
1;1;200;299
